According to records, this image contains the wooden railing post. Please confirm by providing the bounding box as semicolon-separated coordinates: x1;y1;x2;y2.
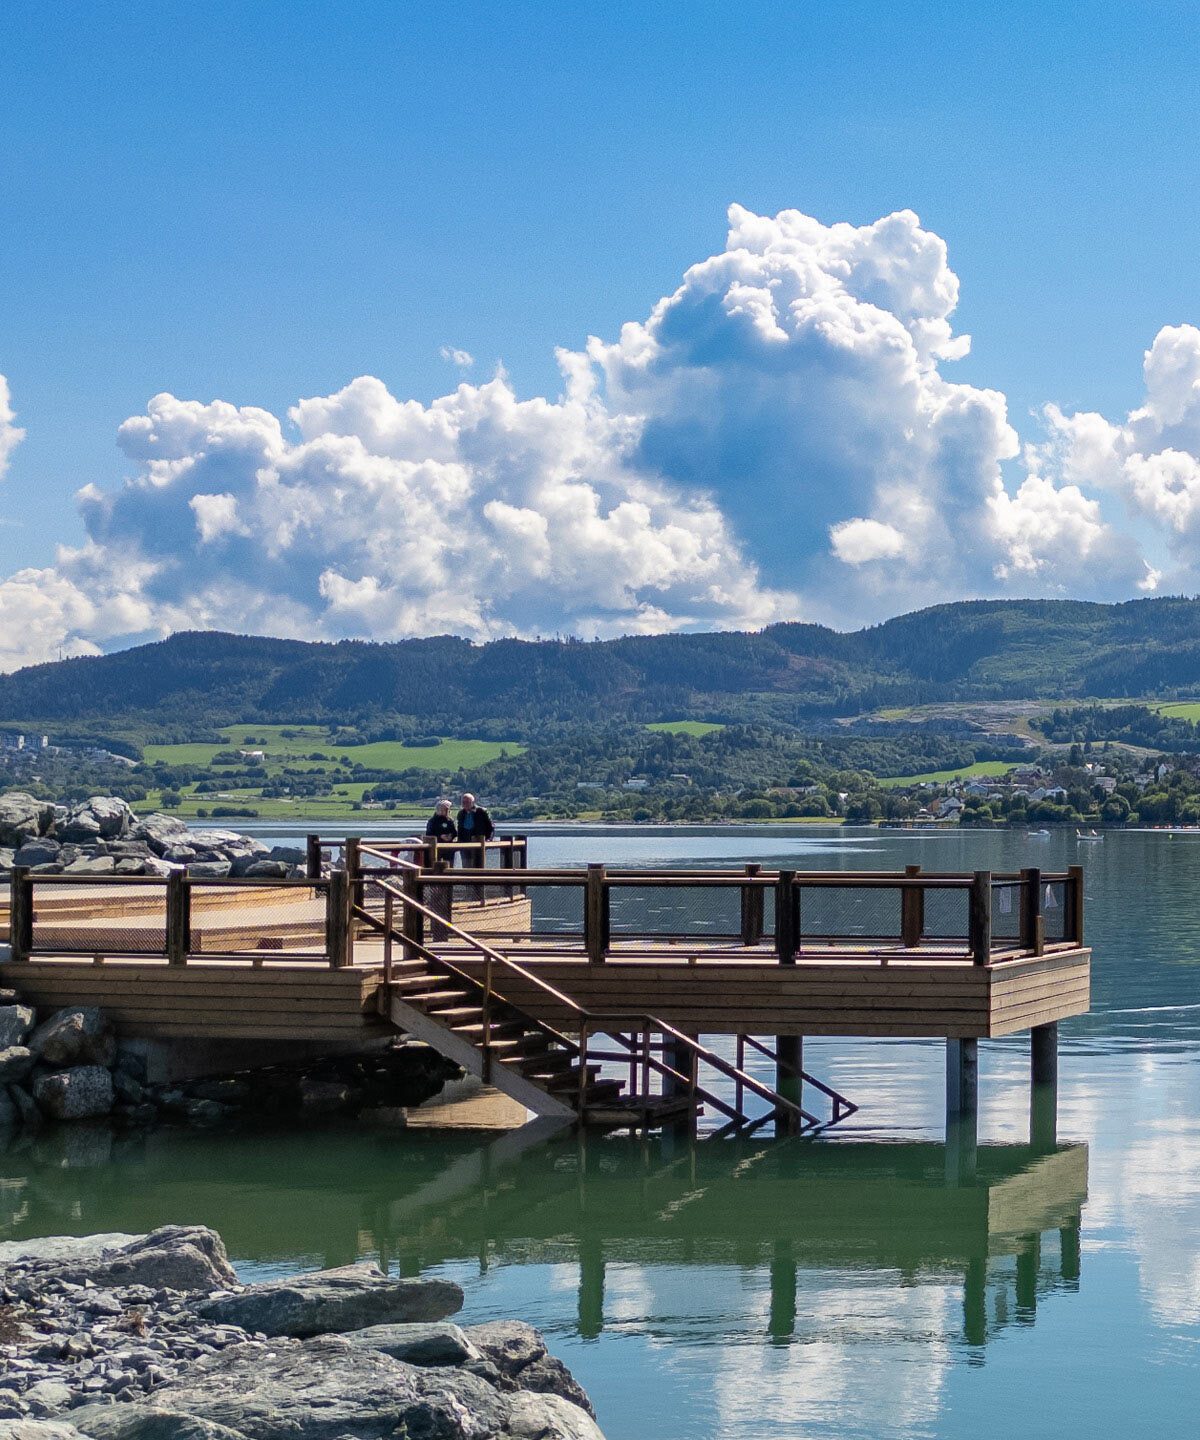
326;870;351;969
740;864;764;946
1020;867;1043;955
969;871;993;965
9;866;31;962
305;834;322;879
585;864;609;964
901;865;923;949
382;888;394;983
345;836;362;912
501;836;515;900
166;870;190;965
1067;864;1085;945
776;870;796;963
402;868;426;958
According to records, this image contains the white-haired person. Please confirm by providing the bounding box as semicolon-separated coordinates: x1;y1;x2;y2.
425;798;457;846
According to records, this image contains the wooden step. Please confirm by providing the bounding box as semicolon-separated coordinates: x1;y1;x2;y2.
450;1020;527;1040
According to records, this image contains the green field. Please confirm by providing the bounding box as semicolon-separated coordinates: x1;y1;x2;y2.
1151;701;1200;723
878;760;1015;790
645;720;726;737
143;725;521;772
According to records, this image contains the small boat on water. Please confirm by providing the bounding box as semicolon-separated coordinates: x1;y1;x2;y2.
1076;829;1103;841
1028;829;1051;839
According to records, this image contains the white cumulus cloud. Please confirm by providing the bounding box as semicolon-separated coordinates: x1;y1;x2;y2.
0;205;1191;668
440;346;475;369
0;375;25;479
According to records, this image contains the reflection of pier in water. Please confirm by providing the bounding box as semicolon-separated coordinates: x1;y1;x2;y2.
378;1128;1087;1350
1;1123;1086;1354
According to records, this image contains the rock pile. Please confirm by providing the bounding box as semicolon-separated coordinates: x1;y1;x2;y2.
0;1225;603;1438
0;796;304;880
0;998;457;1135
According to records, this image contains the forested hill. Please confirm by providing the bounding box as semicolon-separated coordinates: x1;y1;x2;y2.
6;595;1200;736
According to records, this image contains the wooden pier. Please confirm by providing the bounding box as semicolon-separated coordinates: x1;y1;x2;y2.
0;836;1091;1138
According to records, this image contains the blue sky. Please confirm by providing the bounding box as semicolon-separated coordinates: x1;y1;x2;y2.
2;2;1200;664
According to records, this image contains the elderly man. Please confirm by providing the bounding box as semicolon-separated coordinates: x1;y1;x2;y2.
455;792;495;901
456;792;495;854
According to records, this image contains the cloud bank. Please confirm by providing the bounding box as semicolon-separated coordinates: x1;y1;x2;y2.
0;205;1193;670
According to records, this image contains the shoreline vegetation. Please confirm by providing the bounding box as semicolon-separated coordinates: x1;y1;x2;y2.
7;606;1200;827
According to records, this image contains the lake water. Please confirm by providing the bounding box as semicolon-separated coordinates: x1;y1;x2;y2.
4;825;1200;1439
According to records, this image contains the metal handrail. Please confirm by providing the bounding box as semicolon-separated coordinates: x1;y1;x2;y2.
362;871;813;1129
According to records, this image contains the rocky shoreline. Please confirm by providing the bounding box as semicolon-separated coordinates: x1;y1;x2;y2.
0;997;458;1137
0;1224;604;1438
0;794;302;880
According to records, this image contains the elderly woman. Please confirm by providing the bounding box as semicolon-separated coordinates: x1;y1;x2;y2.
424;798;457;844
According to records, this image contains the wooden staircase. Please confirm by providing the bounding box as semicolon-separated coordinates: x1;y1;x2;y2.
357;870;855;1133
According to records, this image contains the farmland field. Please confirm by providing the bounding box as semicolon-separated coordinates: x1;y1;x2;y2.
645;720;725;737
143;725;521;771
877;759;1015;789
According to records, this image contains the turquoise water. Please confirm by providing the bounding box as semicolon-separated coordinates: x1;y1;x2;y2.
4;825;1200;1439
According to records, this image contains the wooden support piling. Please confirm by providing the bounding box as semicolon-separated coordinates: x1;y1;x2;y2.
305;834;322;880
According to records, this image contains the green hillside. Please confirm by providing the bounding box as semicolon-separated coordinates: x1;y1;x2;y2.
9;597;1200;739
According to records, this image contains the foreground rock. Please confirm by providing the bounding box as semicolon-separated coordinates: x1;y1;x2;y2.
195;1262;464;1337
0;1226;605;1438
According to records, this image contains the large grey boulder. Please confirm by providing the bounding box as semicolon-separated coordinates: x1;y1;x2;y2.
0;1005;35;1049
130;813;190;855
0;1422;88;1439
13;838;60;867
0;1088;15;1131
195;1262;463;1337
32;1066;114;1121
0;792;55;847
186;861;232;879
0;1045;34;1083
341;1321;481;1367
62;856;116;876
465;1321;595;1416
0;1226;237;1292
506;1392;606;1439
29;1007;117;1067
73;1337;437;1440
59;797;131;844
74;1417;246;1440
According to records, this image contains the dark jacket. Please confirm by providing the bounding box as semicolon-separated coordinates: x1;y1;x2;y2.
456;805;494;844
425;814;457;841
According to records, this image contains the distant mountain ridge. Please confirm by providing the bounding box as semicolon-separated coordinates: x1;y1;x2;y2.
4;596;1200;735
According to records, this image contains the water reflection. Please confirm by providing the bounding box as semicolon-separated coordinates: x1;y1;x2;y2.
0;1120;1086;1360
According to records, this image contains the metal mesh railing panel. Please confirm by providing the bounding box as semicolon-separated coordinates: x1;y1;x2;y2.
991;881;1023;944
529;882;586;937
29;880;167;956
608;883;744;939
796;885;903;942
189;882;328;959
919;886;971;943
1042;880;1068;943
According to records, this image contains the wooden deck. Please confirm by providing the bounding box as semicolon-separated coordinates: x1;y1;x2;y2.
0;845;1092;1129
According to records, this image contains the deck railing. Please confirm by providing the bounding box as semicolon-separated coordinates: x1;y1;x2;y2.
3;836;1085;970
349;846;1085;967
